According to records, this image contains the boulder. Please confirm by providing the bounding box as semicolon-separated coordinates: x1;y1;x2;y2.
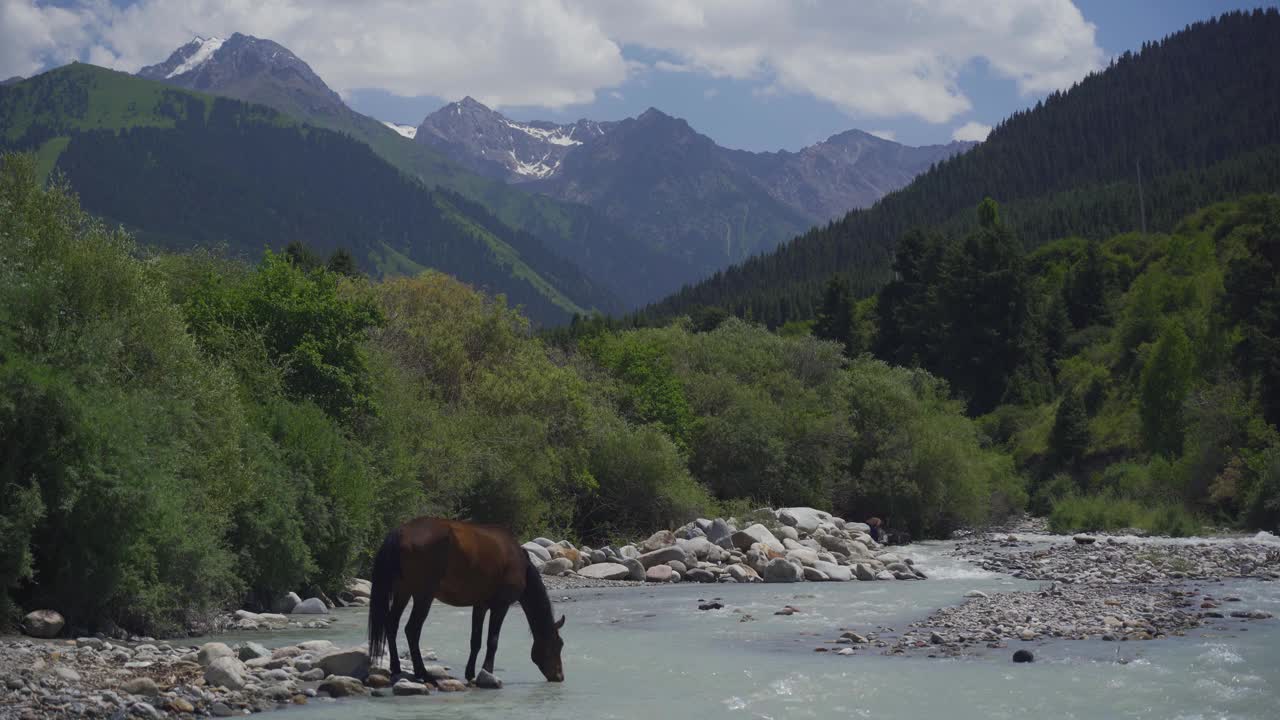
522;542;552;563
638;530;677;553
436;678;468;692
763;557;804;583
854;564;877;581
197;642;235;667
293;597;328;615
638;546;687;569
645;565;676;583
578;562;630;580
803;566;828;581
622;558;646;581
237;642;270;662
1073;535;1097;545
875;570;896;581
548;545;581;568
667;559;688;574
706;519;734;547
21;610;64;639
685;568;716;583
474;669;502;689
726;563;758;583
392;679;431;696
121;677;160;696
846;522;871;535
731;524;785;554
540;557;573;576
319;676;367;697
317;648;370;680
677;536;714;560
786;548;820;567
589;549;608;564
619;545;641;560
347;578;373;599
297;640;337;654
777;507;828;535
531;537;556;548
776;525;799;541
273;592;302;614
815;560;853;581
204;657;247;690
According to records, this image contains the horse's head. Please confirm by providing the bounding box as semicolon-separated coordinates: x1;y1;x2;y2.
531;615;565;681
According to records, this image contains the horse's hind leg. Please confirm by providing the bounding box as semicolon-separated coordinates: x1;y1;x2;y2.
404;590;436;681
465;605;487;681
385;589;410;677
481;602;510;674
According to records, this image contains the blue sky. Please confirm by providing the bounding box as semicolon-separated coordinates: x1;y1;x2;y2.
4;1;1274;151
350;0;1272;150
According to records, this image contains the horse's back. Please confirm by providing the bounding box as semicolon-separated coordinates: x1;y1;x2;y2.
396;517;527;607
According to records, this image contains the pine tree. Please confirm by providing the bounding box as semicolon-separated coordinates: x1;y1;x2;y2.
1048;392;1090;479
813;277;854;356
1139;323;1196;456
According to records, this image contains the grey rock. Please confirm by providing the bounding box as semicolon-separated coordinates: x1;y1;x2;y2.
815;560;853;581
854;564;877;581
273;592;303;614
667;559;688;574
706;519;734;547
731;524;785;554
21;610;65;638
198;642;235;667
619;545;640;560
763;557;804;583
237;642;270;662
474;669;502;689
120;677;159;696
645;564;676;583
204;657;247;690
300;668;325;681
622;558;646;581
638;546;687;568
317;648;370;680
53;667;81;683
75;637;104;650
522;542;552;563
803;566;828;581
392;679;431;696
677;536;714;560
786;548;820;567
685;568;716;583
292;598;328;615
210;702;236;717
638;530;677;553
318;675;366;697
777;507;828;535
578;562;630;580
531;537;556;548
540;557;573;575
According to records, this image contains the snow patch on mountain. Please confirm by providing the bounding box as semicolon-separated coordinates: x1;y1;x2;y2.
504;120;582;147
382;121;417;139
167;36;224;78
508;150;560;178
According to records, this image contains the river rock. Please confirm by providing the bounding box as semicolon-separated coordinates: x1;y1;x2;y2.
638;530;677;552
706;519;734;547
237;642;270;661
786;548;820;567
474;669;502;689
436;678;468;692
726;563;758;582
854;563;877;580
763;557;804;583
875;570;896;581
590;549;608;564
293;598;328;614
121;677;160;696
803;566;828;581
846;522;871;534
1012;649;1035;663
685;568;716;583
578;562;631;580
815;560;853;581
317;648;370;680
1073;535;1097;545
639;546;687;569
347;578;373;599
204;657;247;690
548;545;581;568
531;537;556;548
273;592;302;614
732;524;785;553
619;545;641;560
319;676;367;697
393;679;431;696
522;542;552;563
540;557;573;575
198;642;235;667
646;565;676;583
677;536;714;560
777;507;828;535
21;610;64;638
622;558;646;581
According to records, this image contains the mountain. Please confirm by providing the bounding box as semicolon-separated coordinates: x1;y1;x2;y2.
137;33;686;308
641;8;1280;327
0;63;620;325
417;99;970;278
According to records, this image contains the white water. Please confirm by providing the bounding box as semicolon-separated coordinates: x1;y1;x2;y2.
207;541;1280;719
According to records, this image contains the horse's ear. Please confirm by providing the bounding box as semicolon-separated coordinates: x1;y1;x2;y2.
554;615;565;630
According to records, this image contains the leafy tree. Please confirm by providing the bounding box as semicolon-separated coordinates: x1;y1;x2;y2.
1048;392;1090;478
327;247;360;277
1139;324;1197;456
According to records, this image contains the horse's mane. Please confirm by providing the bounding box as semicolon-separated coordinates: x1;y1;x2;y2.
520;562;557;639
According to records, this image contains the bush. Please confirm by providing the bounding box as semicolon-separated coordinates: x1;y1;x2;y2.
1048;494;1200;536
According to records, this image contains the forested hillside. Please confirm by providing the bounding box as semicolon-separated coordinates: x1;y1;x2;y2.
641;9;1280;327
0;153;1015;634
0;64;619;325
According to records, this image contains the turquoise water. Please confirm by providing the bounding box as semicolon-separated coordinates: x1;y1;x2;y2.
202;541;1280;719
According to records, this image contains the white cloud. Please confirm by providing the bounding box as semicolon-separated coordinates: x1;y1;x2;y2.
952;121;992;141
0;0;1103;120
868;129;897;142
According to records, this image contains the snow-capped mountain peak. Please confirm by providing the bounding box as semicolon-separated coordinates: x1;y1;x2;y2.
166;36;224;78
382;121;417;139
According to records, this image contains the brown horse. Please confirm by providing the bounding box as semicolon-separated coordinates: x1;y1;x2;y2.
367;517;566;683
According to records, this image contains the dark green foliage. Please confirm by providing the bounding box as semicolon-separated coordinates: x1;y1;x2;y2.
1048;393;1090;476
813;278;855;357
1139;324;1196;456
1223;205;1280;426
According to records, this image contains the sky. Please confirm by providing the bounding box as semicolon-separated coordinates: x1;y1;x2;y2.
2;1;1274;151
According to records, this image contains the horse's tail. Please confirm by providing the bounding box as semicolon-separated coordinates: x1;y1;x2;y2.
367;527;401;666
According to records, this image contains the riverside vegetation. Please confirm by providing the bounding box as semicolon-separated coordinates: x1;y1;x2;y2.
0;152;1018;638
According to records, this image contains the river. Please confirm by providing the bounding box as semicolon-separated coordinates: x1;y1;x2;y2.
199;539;1280;719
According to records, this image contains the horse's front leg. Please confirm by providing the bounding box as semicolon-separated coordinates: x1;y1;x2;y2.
465;605;487;681
482;603;510;674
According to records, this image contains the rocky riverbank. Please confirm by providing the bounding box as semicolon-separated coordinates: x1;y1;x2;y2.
523;506;925;587
846;529;1279;659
